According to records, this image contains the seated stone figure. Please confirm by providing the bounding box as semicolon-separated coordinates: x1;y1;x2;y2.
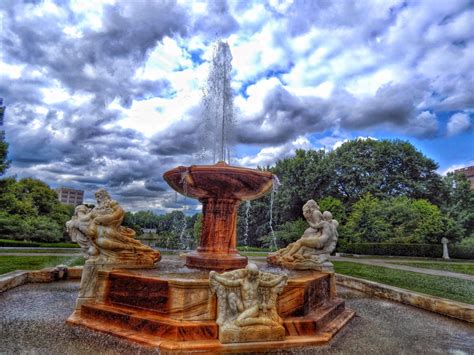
209;263;288;343
267;200;338;271
66;188;160;265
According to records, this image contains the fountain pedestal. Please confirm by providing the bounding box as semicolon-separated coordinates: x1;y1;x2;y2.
186;198;247;270
67;260;355;352
163;162;273;270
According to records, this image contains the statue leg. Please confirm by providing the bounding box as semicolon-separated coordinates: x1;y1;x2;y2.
235;304;260;326
228;292;244;314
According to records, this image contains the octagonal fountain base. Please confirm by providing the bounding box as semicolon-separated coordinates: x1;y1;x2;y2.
67;259;355;353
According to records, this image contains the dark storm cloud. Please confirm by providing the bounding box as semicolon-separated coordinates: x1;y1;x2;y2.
1;1;187;107
236;85;330;144
194;0;239;37
1;0;472;210
235;78;437;146
149;114;202;156
0;0;200;210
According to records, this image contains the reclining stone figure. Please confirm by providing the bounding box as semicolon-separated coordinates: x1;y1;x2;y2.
267;199;338;271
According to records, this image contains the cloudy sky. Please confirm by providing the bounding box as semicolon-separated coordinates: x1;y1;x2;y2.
1;0;473;213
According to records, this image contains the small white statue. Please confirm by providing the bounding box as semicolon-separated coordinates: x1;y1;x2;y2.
441;237;450;260
267;199;338;271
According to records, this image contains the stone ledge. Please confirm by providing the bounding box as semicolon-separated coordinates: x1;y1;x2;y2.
67;308;355;352
0;266;83;293
0;270;29;293
336;274;474;323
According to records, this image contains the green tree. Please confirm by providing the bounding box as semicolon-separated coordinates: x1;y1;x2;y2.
0;139;9;176
272;149;331;222
0;177;73;242
344;193;390;243
318;196;347;224
440;172;474;240
261;218;308;248
383;197;445;243
0;101;10;176
327;139;443;205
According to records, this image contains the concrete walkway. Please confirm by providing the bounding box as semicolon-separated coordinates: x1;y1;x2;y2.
1;281;473;354
332;256;474;282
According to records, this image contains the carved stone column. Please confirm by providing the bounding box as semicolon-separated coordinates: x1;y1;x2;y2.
186;198;247;270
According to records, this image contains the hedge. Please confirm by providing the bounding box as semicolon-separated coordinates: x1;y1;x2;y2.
0;239;79;248
0;239;41;247
337;243;474;260
237;246;270;252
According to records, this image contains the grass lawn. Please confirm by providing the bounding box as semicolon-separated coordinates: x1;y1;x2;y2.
0;255;85;275
0;249;81;254
391;261;474;276
241;251;269;257
333;261;474;304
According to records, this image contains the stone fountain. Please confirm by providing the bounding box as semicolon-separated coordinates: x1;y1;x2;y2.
163;162;273;270
66;41;354;352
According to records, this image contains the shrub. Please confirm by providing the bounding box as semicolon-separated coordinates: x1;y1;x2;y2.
343;193;390;243
0;239;41;247
260;218;308;249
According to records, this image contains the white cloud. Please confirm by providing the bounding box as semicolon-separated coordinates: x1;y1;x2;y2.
439;160;474;176
447;112;472;136
236;136;313;167
332;136;378;150
408;111;438;138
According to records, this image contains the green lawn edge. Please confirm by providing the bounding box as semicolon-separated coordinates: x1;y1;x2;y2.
333;261;474;304
390;261;474;276
0;255;85;275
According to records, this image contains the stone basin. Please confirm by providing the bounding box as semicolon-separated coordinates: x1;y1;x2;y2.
163;161;274;271
163;161;274;201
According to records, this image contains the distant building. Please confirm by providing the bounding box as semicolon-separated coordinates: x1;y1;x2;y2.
142;228;157;234
455;166;474;190
56;187;84;206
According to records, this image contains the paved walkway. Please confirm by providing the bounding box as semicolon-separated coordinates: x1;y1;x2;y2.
332;256;474;282
1;281;473;354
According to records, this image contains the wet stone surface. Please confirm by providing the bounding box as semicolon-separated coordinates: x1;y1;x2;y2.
1;280;473;354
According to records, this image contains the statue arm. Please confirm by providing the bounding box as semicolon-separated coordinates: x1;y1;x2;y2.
306;211;323;229
260;274;287;287
309;221;324;229
93;204;124;226
209;271;241;287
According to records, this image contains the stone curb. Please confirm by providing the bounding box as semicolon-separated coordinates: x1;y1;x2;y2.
336;274;474;323
0;266;83;293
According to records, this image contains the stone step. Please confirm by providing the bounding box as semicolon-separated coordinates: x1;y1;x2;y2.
278;273;333;317
283;298;346;336
80;302;218;342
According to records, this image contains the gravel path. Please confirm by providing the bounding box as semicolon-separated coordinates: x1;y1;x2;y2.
0;281;473;354
333;256;474;281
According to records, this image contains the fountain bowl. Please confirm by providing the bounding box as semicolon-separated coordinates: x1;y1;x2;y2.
163;161;274;270
163;161;274;201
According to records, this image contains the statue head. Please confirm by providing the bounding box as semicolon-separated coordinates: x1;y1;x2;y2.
95;188;111;205
322;211;332;221
303;200;319;218
75;205;89;216
246;263;259;281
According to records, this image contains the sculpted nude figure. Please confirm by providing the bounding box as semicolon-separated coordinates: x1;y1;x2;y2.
267;199;339;270
66;188;160;263
284;211;337;261
210;263;287;327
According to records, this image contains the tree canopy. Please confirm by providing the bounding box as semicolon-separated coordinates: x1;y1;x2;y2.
236;139;471;248
0;178;74;242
